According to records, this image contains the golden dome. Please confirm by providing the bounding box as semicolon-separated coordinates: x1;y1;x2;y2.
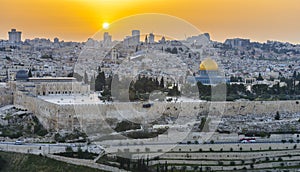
199;58;218;71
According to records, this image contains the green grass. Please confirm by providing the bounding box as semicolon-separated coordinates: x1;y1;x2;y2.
0;151;106;172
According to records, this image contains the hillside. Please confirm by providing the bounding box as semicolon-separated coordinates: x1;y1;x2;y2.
0;151;105;172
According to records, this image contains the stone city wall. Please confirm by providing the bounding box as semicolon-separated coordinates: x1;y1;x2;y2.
14;91;300;135
0;88;13;106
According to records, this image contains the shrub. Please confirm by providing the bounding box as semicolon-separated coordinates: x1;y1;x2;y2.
114;120;141;132
275;111;280;120
0;156;6;171
65;146;73;153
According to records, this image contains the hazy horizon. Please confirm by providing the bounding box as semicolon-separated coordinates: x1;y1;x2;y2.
1;0;300;44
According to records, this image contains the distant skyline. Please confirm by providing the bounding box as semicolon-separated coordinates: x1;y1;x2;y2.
1;0;300;43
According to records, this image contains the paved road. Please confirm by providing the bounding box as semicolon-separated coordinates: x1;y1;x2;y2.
0;142;72;147
104;140;285;148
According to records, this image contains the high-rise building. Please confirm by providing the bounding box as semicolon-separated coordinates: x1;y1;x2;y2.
131;30;140;45
103;32;112;46
123;30;141;46
8;29;22;43
148;33;155;44
224;38;250;48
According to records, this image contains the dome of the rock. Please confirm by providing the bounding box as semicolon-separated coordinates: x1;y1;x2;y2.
199;58;218;71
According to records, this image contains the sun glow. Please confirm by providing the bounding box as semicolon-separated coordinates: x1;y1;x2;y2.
102;22;110;30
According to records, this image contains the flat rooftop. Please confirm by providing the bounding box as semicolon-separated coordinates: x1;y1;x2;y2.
38;94;106;105
29;77;76;82
38;94;205;105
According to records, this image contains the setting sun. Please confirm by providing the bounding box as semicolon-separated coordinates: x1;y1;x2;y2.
102;22;110;30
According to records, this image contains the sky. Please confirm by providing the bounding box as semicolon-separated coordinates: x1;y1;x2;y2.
0;0;300;43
